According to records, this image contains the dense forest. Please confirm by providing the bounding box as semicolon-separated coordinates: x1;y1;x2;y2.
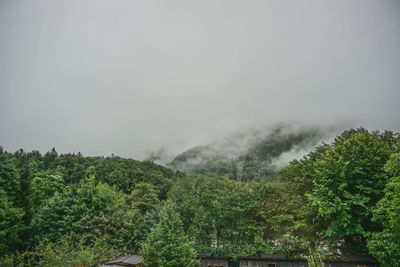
1;128;399;266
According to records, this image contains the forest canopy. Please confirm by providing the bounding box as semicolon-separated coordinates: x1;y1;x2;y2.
0;128;399;266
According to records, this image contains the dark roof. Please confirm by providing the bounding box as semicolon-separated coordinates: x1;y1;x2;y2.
104;255;142;265
197;252;212;257
197;255;231;259
259;254;287;260
196;251;231;259
239;254;377;263
240;254;304;261
326;255;378;263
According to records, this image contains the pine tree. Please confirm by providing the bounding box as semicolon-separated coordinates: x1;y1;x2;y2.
141;201;199;267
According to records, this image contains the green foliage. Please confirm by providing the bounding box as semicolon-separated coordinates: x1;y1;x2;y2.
307;249;325;267
1;128;399;266
0;147;179;255
1;234;117;267
168;175;303;258
0;152;20;201
141;201;199;267
304;129;397;253
0;254;14;267
130;182;160;214
29;190;74;244
111;187;161;253
30;176;147;250
169;175;260;249
255;182;301;240
0;189;24;257
276;234;309;258
34;235;116;267
28;174;65;212
367;153;400;266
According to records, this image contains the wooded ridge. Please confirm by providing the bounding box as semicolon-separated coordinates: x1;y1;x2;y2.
0;128;399;266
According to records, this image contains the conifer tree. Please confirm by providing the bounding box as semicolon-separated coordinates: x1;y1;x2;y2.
141;201;199;267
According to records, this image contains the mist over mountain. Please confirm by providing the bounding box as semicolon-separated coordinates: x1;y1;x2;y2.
1;1;400;159
165;125;335;180
1;0;400;265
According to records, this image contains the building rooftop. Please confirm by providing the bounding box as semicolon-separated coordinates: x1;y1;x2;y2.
101;255;142;266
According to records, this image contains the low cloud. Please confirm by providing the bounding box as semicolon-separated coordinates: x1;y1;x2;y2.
1;0;399;159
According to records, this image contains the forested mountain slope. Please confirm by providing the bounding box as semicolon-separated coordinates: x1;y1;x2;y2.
168;127;326;181
1;128;400;266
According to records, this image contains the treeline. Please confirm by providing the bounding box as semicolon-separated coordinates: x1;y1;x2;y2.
0;128;400;266
0;149;180;265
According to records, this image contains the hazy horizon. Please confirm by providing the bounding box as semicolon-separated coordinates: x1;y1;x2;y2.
1;0;399;160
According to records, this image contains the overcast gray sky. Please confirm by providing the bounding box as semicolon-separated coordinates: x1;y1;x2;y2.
1;0;399;159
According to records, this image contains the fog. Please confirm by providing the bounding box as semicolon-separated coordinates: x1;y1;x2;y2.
1;0;399;159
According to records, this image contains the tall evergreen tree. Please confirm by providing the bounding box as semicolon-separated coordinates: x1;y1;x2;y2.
141;201;199;267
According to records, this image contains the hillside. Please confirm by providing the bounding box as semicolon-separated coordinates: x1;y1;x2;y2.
1;128;399;266
168;127;326;181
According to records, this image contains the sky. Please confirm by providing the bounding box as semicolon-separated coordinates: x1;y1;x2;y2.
1;0;400;159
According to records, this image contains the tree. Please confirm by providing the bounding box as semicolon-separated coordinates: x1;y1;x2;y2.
111;183;160;253
64;177;122;243
14;234;117;267
212;178;258;248
0;153;20;202
28;174;65;212
0;188;24;257
30;177;120;244
141;201;199;267
367;153;400;266
307;129;397;254
29;191;74;244
129;182;159;214
307;249;325;267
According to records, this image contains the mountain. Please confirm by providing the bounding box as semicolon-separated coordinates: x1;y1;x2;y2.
168;126;327;181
